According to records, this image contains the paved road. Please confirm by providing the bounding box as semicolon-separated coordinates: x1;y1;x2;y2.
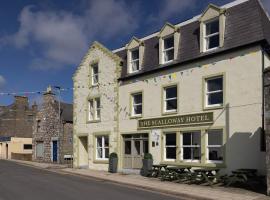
0;160;183;200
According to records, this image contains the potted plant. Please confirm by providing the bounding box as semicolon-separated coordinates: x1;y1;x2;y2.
141;153;153;177
108;152;118;173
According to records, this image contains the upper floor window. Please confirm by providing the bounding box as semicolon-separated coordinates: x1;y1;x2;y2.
91;63;99;86
205;19;220;51
130;48;140;73
88;97;101;121
205;76;223;108
163;36;174;63
163;85;177;113
131;92;142;117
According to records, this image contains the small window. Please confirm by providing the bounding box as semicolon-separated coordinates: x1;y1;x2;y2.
207;130;223;162
96;135;109;160
131;93;142;116
164;85;177;113
164;133;176;161
24;144;32;150
205;76;223;107
182;131;201;161
91;63;99;85
36;142;44;158
205;19;219;50
37;120;41;132
163;36;174;63
130;49;140;73
88;98;101;121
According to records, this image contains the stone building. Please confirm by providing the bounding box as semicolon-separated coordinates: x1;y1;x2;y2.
0;96;36;160
32;87;73;164
73;0;270;175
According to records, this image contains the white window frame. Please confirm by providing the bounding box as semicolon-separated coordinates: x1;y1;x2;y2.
96;135;109;160
204;18;220;52
131;92;142;117
181;131;201;163
205;76;223;108
164;133;177;162
164;85;177;113
88;98;101;121
162;35;174;64
129;48;140;73
91;63;99;86
206;129;223;163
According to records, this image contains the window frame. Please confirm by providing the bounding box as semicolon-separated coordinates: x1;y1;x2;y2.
203;74;224;110
206;129;224;164
162;35;174;64
129;48;140;73
180;131;201;163
131;92;143;117
164;133;177;162
163;84;178;114
88;97;101;122
204;18;220;52
91;63;99;86
23;144;32;150
95;135;109;161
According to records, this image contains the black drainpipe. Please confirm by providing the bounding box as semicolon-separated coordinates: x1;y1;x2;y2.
262;47;266;151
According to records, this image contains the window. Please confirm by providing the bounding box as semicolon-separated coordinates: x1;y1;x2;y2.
36;142;44;158
205;76;223;107
205;19;219;50
96;135;109;160
24;144;32;150
163;36;174;63
130;48;140;73
91;63;99;85
164;85;177;113
131;93;142;116
88;98;101;121
37;120;41;132
164;133;176;161
182;131;201;162
207;130;223;162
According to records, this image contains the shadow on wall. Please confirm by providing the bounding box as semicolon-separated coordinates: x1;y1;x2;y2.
225;128;265;174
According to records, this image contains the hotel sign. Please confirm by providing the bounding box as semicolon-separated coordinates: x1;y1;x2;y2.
138;112;213;129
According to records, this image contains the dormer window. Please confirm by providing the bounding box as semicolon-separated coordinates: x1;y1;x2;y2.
205;19;220;51
130;48;140;73
163;36;174;63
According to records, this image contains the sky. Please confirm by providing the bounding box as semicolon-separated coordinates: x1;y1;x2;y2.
0;0;269;106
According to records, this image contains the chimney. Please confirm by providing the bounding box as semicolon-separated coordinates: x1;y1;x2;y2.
14;96;29;109
43;86;55;104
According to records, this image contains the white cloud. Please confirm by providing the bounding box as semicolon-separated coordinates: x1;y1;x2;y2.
0;75;6;88
1;0;139;70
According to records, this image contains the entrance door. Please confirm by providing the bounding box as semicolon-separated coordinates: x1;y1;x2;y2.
78;136;88;168
52;141;58;162
123;134;148;169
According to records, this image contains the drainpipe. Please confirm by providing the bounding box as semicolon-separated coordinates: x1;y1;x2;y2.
262;48;265;146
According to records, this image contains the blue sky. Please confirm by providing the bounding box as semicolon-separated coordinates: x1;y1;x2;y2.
0;0;269;105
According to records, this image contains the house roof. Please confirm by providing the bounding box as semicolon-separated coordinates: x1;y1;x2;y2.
115;0;270;80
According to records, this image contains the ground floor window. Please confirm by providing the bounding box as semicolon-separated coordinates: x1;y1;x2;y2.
96;135;109;160
182;131;201;162
24;144;32;150
164;133;176;161
36;142;44;158
207;129;223;162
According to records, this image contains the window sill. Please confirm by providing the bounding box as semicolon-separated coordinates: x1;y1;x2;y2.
203;105;224;111
162;111;178;116
89;84;99;88
86;119;101;124
203;47;219;53
130;115;142;119
93;159;109;164
161;161;226;168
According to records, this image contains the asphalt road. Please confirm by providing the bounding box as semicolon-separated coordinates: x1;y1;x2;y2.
0;160;183;200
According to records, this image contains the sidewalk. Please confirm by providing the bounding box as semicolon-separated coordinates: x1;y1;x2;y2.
9;159;270;200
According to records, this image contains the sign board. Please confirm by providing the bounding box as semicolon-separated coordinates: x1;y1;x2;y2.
138;112;213;129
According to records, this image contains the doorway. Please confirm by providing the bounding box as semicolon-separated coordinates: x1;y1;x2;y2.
78;136;88;168
5;144;8;159
123;134;149;169
52;140;58;162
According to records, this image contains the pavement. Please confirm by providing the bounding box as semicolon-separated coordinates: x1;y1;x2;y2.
5;159;270;200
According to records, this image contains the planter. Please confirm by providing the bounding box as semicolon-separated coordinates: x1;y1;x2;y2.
141;159;153;177
108;157;118;173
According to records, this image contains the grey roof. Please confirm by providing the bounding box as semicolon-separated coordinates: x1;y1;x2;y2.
115;0;270;80
60;102;73;123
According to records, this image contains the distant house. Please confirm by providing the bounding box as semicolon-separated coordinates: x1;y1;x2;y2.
32;86;73;164
0;96;37;160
